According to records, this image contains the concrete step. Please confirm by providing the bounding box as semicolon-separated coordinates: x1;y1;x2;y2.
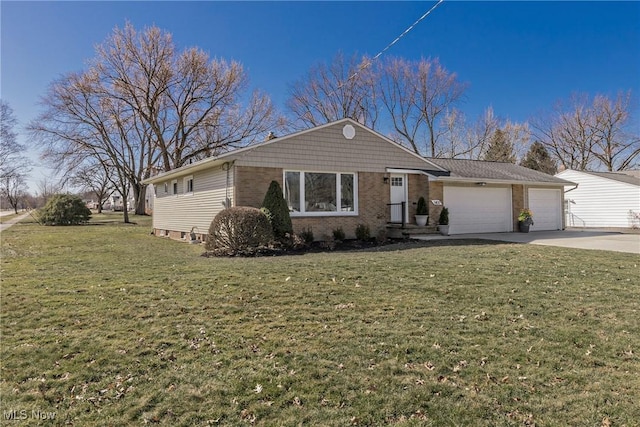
386;224;439;239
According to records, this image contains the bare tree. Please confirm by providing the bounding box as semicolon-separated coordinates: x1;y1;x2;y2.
68;161;115;213
439;107;499;159
533;92;639;171
30;23;281;221
378;57;467;157
590;91;640;171
1;174;27;213
35;177;63;207
1;100;31;211
286;52;379;130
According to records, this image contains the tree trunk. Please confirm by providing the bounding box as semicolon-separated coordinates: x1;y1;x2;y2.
132;183;147;216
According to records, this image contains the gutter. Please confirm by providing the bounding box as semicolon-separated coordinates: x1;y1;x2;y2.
563;183;579;193
425;175;575;187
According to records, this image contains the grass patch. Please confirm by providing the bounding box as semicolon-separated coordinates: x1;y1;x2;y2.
1;217;639;425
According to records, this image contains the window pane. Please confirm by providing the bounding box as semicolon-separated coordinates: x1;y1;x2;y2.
285;172;300;212
305;173;336;212
341;174;354;211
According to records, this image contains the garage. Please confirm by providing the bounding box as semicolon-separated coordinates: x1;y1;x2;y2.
443;186;513;234
528;188;562;231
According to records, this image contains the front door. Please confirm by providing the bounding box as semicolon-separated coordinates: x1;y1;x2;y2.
389;174;407;223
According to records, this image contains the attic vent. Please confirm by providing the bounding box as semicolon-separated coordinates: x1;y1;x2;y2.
343;124;356;140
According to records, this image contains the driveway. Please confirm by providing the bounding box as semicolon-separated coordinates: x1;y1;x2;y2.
413;230;640;254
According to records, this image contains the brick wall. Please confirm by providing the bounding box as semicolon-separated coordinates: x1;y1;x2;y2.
234;168;390;240
292;172;389;240
511;184;525;229
408;174;430;224
234;166;283;207
428;181;444;224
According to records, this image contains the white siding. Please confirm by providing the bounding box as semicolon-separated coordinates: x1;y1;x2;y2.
556;170;640;228
153;166;233;235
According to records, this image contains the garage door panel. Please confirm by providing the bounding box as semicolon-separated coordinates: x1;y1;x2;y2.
444;186;512;234
528;189;562;231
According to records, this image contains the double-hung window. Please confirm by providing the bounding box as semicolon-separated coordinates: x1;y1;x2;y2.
184;176;194;194
284;171;357;216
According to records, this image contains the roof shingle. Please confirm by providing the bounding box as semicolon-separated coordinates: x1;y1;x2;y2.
426;158;572;184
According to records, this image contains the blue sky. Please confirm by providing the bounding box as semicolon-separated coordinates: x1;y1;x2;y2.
1;1;639;191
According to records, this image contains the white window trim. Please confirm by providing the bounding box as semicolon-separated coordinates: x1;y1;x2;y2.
284;170;358;217
183;175;194;196
163;182;168;194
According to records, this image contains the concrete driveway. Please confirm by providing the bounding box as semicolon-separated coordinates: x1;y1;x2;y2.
413;230;640;254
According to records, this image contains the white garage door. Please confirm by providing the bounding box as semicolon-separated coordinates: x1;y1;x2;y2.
528;188;562;231
444;186;512;234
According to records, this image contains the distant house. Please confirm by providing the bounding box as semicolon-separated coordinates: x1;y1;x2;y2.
555;169;640;229
143;119;573;241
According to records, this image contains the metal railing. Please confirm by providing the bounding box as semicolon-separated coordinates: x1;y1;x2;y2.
566;212;586;228
387;202;406;228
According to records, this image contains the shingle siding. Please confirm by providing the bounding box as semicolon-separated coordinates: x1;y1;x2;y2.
235;122;430;172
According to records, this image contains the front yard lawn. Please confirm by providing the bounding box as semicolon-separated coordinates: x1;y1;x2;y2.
1;215;638;425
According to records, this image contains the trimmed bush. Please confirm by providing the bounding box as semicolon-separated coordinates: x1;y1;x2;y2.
261;181;293;239
438;207;449;225
416;197;428;215
299;227;314;244
38;194;91;226
205;207;273;253
355;224;370;241
332;227;345;241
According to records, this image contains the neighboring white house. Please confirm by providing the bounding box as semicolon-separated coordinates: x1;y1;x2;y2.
555;169;640;229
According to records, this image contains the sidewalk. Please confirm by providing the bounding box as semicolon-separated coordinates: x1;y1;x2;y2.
0;212;31;233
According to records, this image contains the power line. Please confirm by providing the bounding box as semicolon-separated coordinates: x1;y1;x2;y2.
371;0;445;63
341;0;445;89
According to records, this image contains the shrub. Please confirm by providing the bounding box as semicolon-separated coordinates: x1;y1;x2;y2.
355;224;370;241
332;227;345;241
205;207;273;253
299;227;314;243
261;181;293;239
38;194;91;225
416;197;428;215
438;207;449;225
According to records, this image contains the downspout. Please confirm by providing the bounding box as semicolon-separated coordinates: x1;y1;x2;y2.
222;160;235;208
562;183;579;229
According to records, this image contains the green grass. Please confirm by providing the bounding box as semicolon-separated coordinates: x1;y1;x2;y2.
1;215;639;426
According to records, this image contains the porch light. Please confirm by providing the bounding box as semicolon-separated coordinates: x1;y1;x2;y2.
383;176;389;184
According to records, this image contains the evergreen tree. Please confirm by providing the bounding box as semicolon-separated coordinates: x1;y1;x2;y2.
261;180;293;239
520;141;557;175
483;128;516;163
